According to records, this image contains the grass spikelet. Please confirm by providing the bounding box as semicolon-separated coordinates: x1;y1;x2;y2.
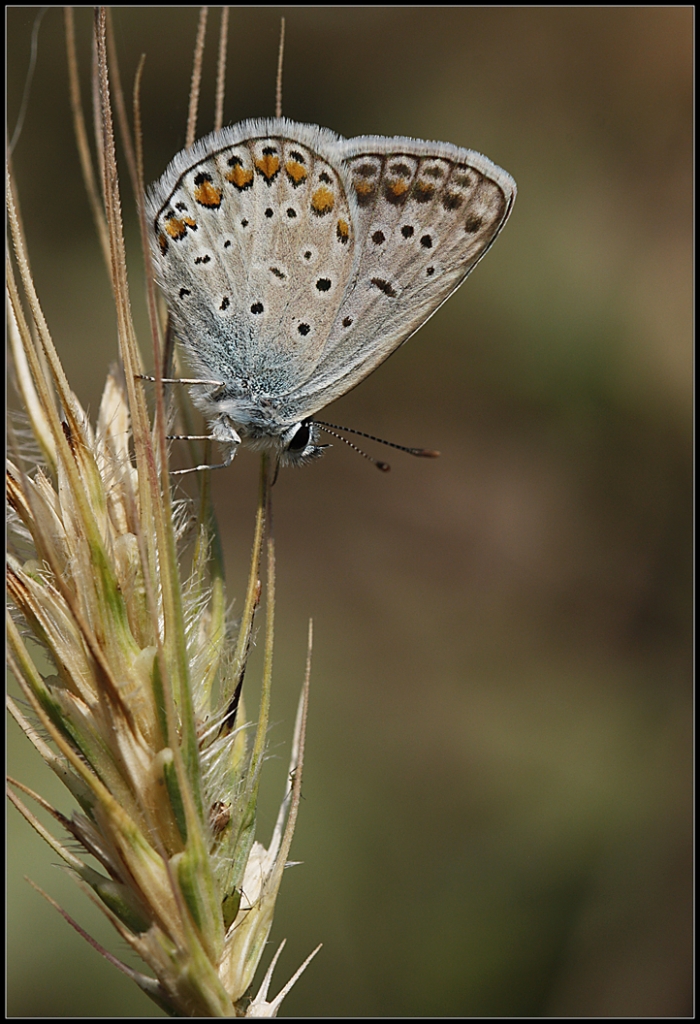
7;8;316;1016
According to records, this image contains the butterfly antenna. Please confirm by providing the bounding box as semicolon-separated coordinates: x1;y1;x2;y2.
315;423;391;472
315;420;441;463
275;17;285;118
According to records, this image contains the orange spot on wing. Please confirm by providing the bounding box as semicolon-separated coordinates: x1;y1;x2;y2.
285;160;307;184
413;180;435;198
194;180;222;207
389;179;410;197
226;165;254;189
311;185;334;215
336;218;350;242
255;154;280;180
164;216;196;240
353;179;375;196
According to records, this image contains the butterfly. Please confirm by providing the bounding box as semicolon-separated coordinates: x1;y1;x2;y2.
147;118;516;467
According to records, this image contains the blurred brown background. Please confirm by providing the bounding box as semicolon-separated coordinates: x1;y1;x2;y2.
7;7;692;1018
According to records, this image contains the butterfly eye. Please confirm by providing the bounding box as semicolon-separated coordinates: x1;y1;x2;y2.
285;420;311;452
280;420;328;466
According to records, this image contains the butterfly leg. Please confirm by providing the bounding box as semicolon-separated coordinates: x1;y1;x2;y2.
136;373;225;386
170;416;241;474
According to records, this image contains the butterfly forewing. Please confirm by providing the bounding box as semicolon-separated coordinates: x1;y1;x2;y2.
148;121;358;396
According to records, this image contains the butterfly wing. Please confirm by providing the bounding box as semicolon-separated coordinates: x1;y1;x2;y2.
285;135;516;418
146;119;359;413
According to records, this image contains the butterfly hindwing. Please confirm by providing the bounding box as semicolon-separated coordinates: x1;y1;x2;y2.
287;135;516;417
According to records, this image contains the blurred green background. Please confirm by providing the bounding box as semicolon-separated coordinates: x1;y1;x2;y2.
7;7;692;1017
